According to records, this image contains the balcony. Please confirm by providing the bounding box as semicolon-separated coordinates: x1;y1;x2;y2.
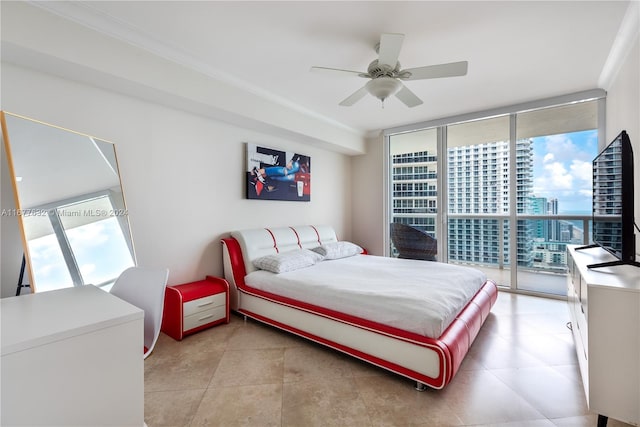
446;214;591;297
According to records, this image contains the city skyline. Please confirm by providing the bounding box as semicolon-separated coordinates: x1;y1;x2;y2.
391;129;597;273
531;129;598;214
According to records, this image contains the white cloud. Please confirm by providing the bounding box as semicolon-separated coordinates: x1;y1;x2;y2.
543;153;555;163
543;134;581;163
544;161;573;189
570;160;592;182
80;263;96;276
67;222;109;250
534;160;576;194
539;133;595;164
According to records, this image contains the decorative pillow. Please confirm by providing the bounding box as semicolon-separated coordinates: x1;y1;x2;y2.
311;241;363;260
252;249;324;273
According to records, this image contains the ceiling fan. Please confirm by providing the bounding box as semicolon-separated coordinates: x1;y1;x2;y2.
311;33;468;108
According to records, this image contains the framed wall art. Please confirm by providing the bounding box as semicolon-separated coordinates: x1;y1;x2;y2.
246;143;311;201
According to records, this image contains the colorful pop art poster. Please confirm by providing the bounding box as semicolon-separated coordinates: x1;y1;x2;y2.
246;144;311;201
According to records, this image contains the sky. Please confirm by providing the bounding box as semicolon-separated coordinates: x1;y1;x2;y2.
531;129;598;214
29;218;134;292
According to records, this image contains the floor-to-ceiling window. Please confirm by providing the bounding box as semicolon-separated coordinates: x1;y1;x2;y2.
514;102;598;294
386;90;603;296
446;116;511;287
389;128;439;257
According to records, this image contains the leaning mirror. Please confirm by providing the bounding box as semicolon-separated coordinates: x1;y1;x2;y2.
1;111;135;293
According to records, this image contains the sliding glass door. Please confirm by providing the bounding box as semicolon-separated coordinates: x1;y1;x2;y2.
386;91;603;296
446;116;511;287
388;128;439;258
514;102;598;294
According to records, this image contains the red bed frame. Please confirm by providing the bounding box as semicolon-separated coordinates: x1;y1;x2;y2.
221;225;497;389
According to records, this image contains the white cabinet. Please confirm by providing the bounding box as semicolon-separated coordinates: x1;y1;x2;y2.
566;245;640;426
1;285;144;426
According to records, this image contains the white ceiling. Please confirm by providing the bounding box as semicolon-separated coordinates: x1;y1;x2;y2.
29;1;631;133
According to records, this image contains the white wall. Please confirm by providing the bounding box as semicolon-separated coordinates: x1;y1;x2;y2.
0;1;364;297
604;34;640;259
0;63;354;296
352;133;386;256
0;2;366;156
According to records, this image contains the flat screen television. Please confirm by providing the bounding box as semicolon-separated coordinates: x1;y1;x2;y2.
581;130;639;268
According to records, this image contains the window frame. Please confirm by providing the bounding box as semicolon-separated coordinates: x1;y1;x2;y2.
384;89;605;294
25;189;135;289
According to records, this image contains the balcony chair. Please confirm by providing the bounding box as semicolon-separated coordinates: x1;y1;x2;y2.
390;223;437;261
110;266;169;359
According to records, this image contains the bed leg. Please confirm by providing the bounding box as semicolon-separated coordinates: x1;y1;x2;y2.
243;315;247;324
415;381;427;392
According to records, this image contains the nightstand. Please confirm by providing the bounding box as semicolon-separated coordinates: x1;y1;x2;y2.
161;276;229;341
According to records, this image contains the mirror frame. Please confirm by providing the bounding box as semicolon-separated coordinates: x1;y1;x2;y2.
1;111;136;293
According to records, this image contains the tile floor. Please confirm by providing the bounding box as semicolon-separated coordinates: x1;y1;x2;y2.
144;292;635;427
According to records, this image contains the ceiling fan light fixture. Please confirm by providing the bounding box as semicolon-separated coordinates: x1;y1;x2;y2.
312;33;467;108
365;77;402;106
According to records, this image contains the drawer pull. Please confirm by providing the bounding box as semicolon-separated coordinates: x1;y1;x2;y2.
199;314;214;321
197;301;214;308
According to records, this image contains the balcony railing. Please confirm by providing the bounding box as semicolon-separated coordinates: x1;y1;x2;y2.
447;214;591;295
447;212;590;253
393;214;591;296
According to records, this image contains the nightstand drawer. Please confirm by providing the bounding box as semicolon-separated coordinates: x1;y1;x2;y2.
183;293;225;317
184;305;227;331
162;277;230;341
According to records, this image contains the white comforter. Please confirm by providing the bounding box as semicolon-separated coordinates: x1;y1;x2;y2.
244;255;487;338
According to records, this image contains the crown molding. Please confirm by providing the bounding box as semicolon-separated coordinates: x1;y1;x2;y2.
598;0;640;89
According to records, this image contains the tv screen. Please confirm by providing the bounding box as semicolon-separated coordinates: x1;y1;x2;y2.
591;130;636;267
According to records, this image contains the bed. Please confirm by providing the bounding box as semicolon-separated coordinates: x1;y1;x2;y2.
221;225;498;390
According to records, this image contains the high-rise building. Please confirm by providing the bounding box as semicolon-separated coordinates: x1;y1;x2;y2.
448;140;508;265
391;150;438;236
529;196;548;240
391;139;535;266
547;198;560;241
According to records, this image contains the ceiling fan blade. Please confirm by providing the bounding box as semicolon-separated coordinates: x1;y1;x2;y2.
395;84;423;108
401;61;468;80
339;85;369;107
377;33;405;68
310;66;366;77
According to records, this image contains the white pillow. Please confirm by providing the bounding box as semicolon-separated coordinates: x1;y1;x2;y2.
311;241;363;260
252;249;324;273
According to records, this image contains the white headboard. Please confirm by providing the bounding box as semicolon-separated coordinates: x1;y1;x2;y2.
230;225;338;274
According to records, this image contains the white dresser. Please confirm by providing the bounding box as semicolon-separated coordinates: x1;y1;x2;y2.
566;245;640;426
1;285;144;426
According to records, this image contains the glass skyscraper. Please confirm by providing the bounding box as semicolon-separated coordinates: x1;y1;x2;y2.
391;139;535;266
